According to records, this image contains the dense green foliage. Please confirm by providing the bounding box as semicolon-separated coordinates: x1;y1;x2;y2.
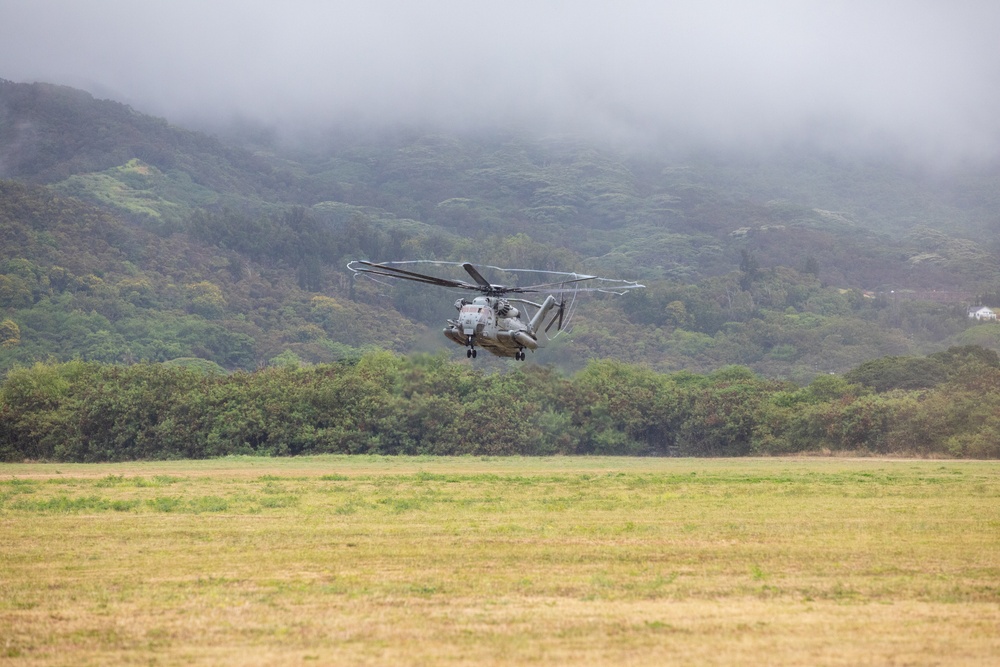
0;181;418;370
3;347;998;461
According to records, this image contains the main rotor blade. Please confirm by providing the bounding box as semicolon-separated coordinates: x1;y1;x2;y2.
356;268;475;290
529;286;639;295
510;275;597;292
462;263;494;289
354;261;477;290
352;260;644;296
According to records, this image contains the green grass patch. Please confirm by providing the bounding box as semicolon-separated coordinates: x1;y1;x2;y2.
1;456;998;665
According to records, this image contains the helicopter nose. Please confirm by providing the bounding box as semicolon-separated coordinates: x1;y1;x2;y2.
460;310;478;335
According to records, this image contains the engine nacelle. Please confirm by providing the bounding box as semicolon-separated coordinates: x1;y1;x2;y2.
496;300;520;319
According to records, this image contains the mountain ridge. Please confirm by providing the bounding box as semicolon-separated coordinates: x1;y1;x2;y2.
2;79;999;379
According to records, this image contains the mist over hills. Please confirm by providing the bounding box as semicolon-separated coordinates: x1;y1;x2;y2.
1;79;1000;381
7;2;1000;166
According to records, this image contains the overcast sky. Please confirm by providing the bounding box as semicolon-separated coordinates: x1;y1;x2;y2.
3;1;1000;161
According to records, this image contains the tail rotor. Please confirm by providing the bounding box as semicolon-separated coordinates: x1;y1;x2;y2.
544;300;565;334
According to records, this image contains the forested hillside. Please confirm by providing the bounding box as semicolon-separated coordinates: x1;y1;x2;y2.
2;79;1000;380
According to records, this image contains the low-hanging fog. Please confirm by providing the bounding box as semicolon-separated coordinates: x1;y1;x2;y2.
3;0;1000;164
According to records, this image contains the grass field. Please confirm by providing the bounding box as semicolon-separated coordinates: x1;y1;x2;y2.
1;456;998;665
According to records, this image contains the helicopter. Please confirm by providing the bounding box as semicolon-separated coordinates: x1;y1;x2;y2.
348;260;643;360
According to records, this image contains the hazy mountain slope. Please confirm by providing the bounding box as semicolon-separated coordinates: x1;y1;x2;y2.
279;131;1000;288
0;80;299;207
2;80;999;379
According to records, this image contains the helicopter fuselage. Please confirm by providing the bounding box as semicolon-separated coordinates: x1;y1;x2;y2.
443;295;554;360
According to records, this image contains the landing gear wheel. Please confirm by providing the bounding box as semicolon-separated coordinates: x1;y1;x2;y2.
472;349;478;359
467;349;472;358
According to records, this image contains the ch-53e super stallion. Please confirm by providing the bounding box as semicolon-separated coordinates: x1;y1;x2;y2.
348;260;643;360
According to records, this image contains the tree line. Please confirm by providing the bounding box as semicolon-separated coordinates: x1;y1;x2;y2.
2;346;998;462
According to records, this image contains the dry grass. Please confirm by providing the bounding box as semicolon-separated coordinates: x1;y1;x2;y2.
2;456;998;665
